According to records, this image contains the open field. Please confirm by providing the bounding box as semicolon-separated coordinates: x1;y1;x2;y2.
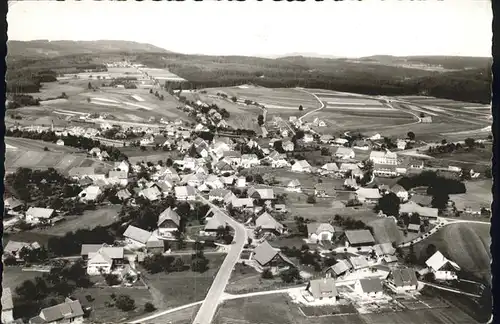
5;149;112;175
143;305;201;324
30;205;121;236
412;222;491;285
203;86;321;110
213;294;478;324
27;81;88;100
449;180;492;209
2;267;40;290
5;137;84;153
72;286;154;323
140;67;186;81
139;254;225;310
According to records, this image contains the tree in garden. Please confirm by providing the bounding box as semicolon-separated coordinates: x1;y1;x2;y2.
431;191;449;210
115;295;136;311
257;115;264;126
104;274;121;286
307;195;316;204
261;268;274;279
231;96;237;102
88;82;92;90
144;302;156;313
375;192;400;216
407;131;415;141
191;256;209;273
299;105;303;111
280;267;301;283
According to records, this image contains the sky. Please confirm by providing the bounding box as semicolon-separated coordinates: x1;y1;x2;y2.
7;0;492;58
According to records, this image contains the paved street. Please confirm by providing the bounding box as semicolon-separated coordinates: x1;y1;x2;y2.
191;194;248;324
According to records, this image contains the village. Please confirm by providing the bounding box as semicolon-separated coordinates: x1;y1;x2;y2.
2;72;492;324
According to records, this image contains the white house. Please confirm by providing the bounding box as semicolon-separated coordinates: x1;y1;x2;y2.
79;185;102;202
291;160;312;173
282;140;294;152
25;207;55;225
354;278;384;299
425;251;461;281
321;163;339;175
335;147;355;160
397;140;407;150
286;179;302;192
306;278;339;301
355;188;382;204
108;170;129;187
114;160;130;174
157;207;181;238
56;139;65;146
241;154;260;168
307;223;335;242
369;150;398;165
86;246;124;276
174;185;196;201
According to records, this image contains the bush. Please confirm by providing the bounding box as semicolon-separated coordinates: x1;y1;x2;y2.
144;302;156;313
261;268;274;279
115;295;136;311
306;195;316;204
104;274;121;286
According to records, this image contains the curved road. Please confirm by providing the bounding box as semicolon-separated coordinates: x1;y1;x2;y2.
192;194;247;324
297;88;326;123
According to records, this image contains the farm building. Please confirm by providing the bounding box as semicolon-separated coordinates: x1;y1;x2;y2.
307;223;335;242
369;151;398;165
29;298;84;324
344;229;375;247
157;207;181;238
349;255;370;272
86;246;124;275
335;147;355;160
386;268;419;293
320;162;339;175
424;251;461;281
203;212;227;236
78;185;102;202
354;278;384;299
248;187;275;200
255;212;285;235
373;164;398;177
252;240;295;273
123;225;152;248
174;186;196;201
306;278;339;301
355;188;381;204
25;207;55;225
407;223;421;233
291;160;312;173
108;170;129;187
372;243;396;258
390;184;409;202
325;259;353;278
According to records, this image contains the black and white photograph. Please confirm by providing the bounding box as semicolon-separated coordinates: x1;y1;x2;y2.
3;1;493;324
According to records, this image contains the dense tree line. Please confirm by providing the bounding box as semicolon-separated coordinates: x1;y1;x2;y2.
397;171;466;195
47;226;115;256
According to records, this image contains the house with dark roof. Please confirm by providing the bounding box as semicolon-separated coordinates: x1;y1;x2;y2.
387;268;419;293
410;194;432;207
390;184;409;202
325;259;353;278
255;212;285;235
2;288;14;324
157;207;181;238
29;298;84;324
344;230;375;247
354;278;384;299
424;251;460;281
252;241;295;273
248;187;275;200
306;278;339;301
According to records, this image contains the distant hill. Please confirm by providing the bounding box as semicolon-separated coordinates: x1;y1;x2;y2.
357;55;491;71
7;40;171;58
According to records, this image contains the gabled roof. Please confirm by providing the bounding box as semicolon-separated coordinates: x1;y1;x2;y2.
214;161;234;171
231;197;254;207
252;240;293;266
4;240;35;254
410;194;433;207
223;151;242;158
349;256;370;270
356;188;381;200
255;212;283;231
335;147;354;156
390;184;407;194
38;298;84;323
140;186;161;200
174;185;196;197
287;179;301;187
308;278;338;299
359;278;383;293
248;187;275;200
391;268;418;287
293;160;311;168
209;188;230;198
80;244;104;256
88;251;113;265
99;247;124;259
116;189;132;200
329;259;352;275
241;154;259;160
108;170;128;179
158;207;181;227
123;225;152;244
307;223;335;236
345;230;375;246
373;243;396;256
26;207;54;219
204;214;226;231
4;197;23;209
426;251;460;272
322;163;339;171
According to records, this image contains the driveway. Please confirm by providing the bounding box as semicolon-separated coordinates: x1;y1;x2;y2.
191;194;247;324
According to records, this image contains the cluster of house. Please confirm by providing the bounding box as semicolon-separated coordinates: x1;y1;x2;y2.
246;224;461;303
